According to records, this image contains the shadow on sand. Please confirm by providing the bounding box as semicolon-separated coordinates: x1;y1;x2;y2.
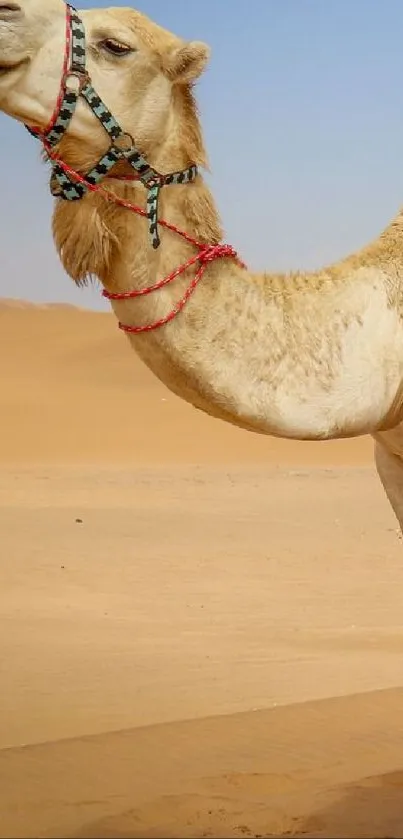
294;769;403;838
68;769;403;839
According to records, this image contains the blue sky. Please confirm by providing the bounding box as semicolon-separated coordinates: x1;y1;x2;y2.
1;0;403;309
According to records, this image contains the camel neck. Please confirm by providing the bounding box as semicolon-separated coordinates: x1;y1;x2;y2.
53;165;403;441
99;165;227;328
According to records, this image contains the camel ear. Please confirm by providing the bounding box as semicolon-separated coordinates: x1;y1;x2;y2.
165;41;210;84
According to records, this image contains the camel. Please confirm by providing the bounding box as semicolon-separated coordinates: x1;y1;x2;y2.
1;0;403;534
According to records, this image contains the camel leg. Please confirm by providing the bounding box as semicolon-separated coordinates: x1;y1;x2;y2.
374;430;403;534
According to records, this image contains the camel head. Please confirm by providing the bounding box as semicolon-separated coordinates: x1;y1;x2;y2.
0;0;210;166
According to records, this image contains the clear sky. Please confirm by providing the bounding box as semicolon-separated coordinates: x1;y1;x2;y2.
1;0;403;310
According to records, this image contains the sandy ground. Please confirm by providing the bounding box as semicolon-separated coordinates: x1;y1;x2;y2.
1;300;403;838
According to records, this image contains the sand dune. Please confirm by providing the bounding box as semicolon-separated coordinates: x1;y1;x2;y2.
0;298;373;464
1;689;403;838
0;299;402;838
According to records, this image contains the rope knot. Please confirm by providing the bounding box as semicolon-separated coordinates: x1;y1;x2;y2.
198;243;239;266
198;244;245;271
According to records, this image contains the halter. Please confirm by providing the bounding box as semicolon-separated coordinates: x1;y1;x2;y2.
26;3;198;249
25;2;245;333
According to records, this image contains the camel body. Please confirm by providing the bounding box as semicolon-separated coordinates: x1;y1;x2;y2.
0;0;403;529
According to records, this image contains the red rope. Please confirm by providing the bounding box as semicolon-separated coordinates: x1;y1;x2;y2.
44;144;213;249
30;7;72;137
44;144;245;332
105;244;238;333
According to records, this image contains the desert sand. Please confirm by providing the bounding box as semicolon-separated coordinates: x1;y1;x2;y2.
1;298;403;838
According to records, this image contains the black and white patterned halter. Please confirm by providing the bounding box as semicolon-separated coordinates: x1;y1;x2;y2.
26;4;198;249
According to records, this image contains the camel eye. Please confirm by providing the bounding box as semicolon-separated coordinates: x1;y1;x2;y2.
100;39;133;56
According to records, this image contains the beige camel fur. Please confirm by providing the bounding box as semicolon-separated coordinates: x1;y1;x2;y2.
0;0;403;531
